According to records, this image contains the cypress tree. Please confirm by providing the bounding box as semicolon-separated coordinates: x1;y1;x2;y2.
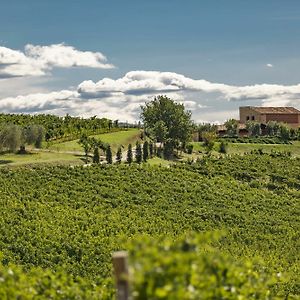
127;144;133;164
93;147;100;163
143;141;149;162
149;143;153;158
116;147;122;164
135;141;142;163
106;145;112;164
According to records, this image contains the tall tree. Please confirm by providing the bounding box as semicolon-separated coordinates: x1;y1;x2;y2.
116;147;122;164
143;141;149;162
149;143;154;158
266;121;280;136
93;147;100;164
78;134;91;163
224;119;238;137
135;141;142;163
106;145;113;164
0;124;22;152
127;144;133;164
140;96;193;159
246;121;261;136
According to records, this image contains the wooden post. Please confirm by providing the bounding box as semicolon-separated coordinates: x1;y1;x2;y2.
113;251;130;300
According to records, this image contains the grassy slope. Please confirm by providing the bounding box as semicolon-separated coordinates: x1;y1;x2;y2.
48;128;141;153
0;151;84;167
0;155;298;296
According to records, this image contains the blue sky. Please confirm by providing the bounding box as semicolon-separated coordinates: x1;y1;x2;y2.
1;0;300;122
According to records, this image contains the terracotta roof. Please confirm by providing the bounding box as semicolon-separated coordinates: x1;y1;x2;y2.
246;106;300;114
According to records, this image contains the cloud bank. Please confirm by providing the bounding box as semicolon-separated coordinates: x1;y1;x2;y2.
0;71;300;122
0;44;114;78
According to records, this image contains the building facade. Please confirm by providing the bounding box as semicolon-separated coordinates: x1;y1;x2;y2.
239;106;300;128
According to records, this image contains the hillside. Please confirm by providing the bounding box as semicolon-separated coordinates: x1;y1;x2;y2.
0;154;299;298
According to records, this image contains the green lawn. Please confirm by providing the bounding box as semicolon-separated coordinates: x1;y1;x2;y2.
47;129;141;153
0;151;84;167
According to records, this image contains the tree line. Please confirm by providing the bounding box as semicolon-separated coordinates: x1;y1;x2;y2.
78;135;154;164
0;124;44;153
0;113;118;142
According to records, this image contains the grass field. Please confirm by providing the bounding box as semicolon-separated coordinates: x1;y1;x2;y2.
1;139;298;167
47;128;141;153
191;141;300;157
0;151;84;167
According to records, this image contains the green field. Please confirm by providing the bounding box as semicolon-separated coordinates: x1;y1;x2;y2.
0;151;83;167
191;141;300;157
0;154;299;298
47;128;141;153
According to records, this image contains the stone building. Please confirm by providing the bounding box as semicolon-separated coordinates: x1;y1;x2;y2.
239;106;300;128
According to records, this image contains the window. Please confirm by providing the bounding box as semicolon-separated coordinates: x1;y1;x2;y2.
246;116;250;121
252;116;255;120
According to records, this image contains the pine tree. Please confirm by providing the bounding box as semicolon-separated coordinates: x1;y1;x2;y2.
127;144;133;164
135;141;142;163
116;147;122;164
106;145;112;164
143;141;149;162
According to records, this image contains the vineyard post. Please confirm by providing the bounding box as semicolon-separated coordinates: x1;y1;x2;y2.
113;251;130;300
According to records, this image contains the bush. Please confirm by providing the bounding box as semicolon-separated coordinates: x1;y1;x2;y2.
219;141;228;154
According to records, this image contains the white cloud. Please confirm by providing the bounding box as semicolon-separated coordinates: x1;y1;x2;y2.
266;63;273;68
0;90;79;113
0;44;114;78
0;70;300;123
77;70;300;105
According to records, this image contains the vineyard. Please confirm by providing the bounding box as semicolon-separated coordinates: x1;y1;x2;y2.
0;154;299;298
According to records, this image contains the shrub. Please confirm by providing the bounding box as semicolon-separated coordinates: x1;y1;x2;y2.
219;141;228;154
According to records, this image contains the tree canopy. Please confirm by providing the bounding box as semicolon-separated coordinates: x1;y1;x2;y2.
140;96;193;157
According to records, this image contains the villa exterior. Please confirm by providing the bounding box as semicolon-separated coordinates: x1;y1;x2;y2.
239;106;300;129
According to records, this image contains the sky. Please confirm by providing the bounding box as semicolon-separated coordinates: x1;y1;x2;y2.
1;0;300;123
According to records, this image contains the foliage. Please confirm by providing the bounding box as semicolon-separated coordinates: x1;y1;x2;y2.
149;143;154;158
266;121;281;136
202;131;216;154
196;123;217;142
127;144;133;164
0;156;299;297
0;260;110;299
141;96;193;156
219;141;228;153
106;145;113;164
143;141;149;162
116;147;122;164
0;124;45;153
224;119;238;137
135;141;142;164
93;147;100;164
279;123;291;141
128;233;282;300
246;121;261;136
185;143;194;154
0;113;114;142
0;124;22;152
218;136;292;144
